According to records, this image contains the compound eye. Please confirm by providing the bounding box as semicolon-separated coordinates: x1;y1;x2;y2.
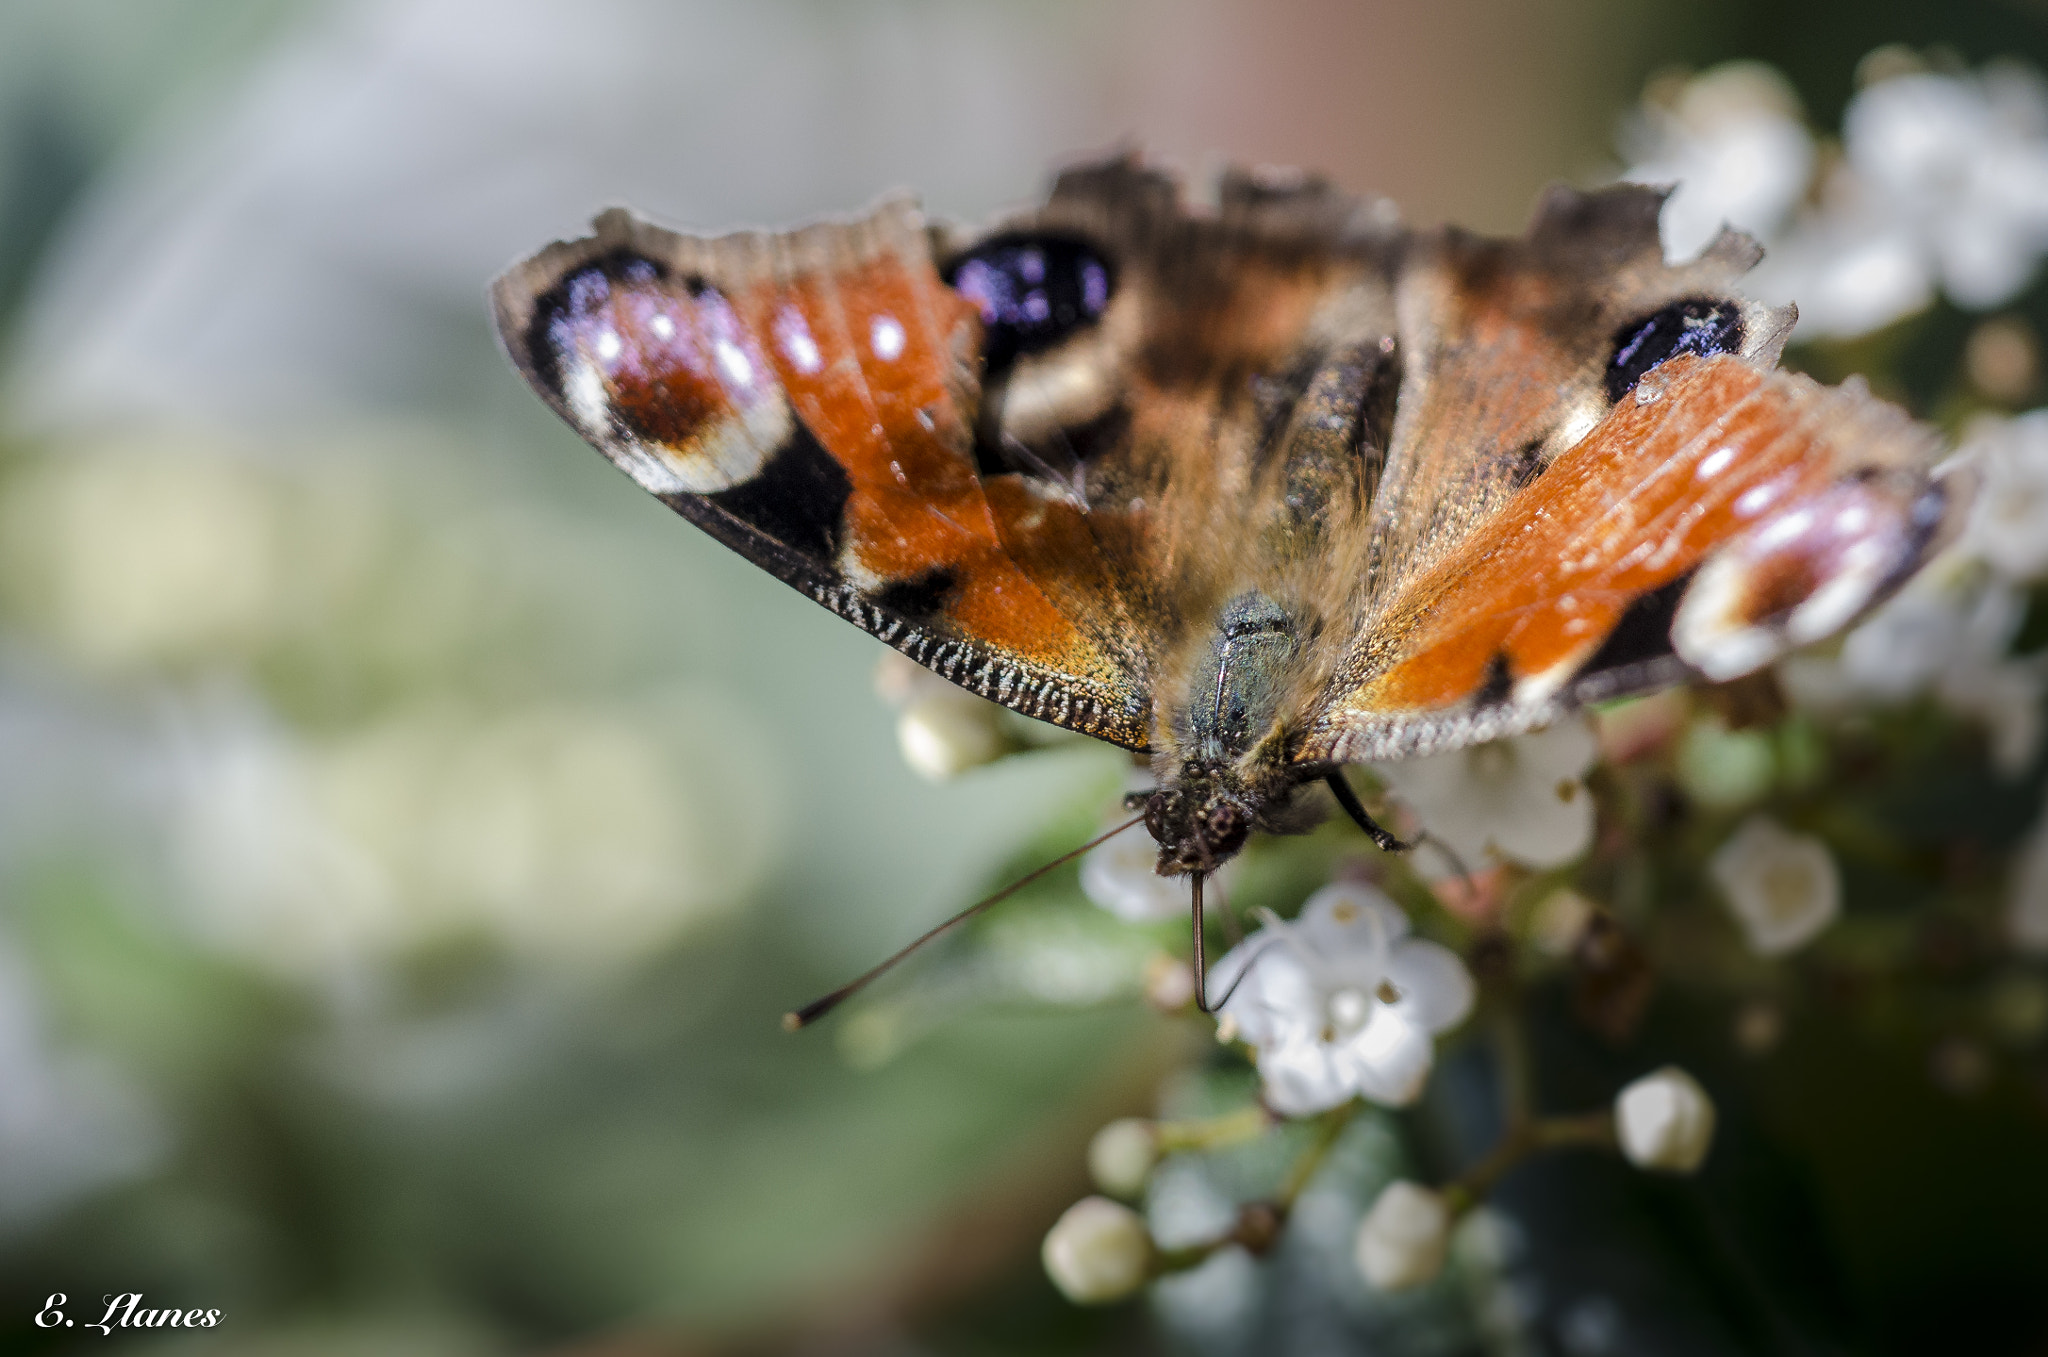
945;233;1114;374
1606;298;1745;402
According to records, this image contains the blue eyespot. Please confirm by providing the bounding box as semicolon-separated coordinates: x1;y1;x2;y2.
1607;298;1745;402
946;233;1115;372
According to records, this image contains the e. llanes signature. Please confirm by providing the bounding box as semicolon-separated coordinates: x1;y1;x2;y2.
35;1293;221;1336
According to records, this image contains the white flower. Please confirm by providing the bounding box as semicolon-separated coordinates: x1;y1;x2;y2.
1374;718;1597;881
1080;823;1243;924
1356;1180;1451;1290
1749;204;1934;340
1844;65;2048;310
1042;1196;1154;1304
1782;551;2047;778
876;652;1015;781
1615;1066;1717;1173
1087;1118;1160;1199
1838;553;2019;701
2007;804;2048;956
894;689;1009;781
1081;823;1184;923
1620;62;1815;261
1751;62;2048;337
1213;884;1475;1116
1964;410;2048;580
1708;816;1841;956
1080;774;1242;924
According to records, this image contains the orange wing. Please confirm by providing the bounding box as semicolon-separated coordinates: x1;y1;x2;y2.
1303;353;1965;763
492;202;1153;747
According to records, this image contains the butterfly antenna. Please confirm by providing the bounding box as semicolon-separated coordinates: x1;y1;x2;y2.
1325;772;1414;853
782;813;1146;1031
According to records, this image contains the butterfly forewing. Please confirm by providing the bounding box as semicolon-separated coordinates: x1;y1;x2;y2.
492;202;1153;746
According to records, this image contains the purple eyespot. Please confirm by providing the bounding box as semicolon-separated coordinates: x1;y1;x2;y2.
944;233;1116;372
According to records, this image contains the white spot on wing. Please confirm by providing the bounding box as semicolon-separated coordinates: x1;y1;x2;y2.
1734;482;1780;517
776;306;822;374
714;339;754;389
870;314;906;361
649;313;675;341
594;329;622;362
1672;556;1784;680
563;355;610;433
1696;447;1735;480
1754;508;1815;551
614;444;690;495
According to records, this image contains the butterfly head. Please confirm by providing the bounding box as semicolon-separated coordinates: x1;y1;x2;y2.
1143;766;1256;877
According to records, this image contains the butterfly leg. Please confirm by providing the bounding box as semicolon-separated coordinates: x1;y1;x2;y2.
1325;773;1414;853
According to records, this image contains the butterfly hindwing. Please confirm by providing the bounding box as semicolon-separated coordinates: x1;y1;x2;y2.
1293;187;1967;762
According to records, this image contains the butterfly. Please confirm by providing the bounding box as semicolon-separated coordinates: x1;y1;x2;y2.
491;157;1968;1011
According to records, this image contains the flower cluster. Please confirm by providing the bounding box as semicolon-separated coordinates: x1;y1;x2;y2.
1213;883;1476;1114
1625;54;2048;337
1629;57;2048;962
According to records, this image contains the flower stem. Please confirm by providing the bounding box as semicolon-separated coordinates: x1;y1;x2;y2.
1443;1109;1616;1214
1491;993;1534;1138
1154;1101;1358;1272
1154;1104;1273;1155
1438;993;1614;1215
1278;1101;1358;1209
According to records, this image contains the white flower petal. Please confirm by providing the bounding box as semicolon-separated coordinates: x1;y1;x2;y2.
895;691;1006;781
1384;939;1478;1035
1220;887;1475;1114
1079;827;1186;924
1257;1035;1360;1117
1619;62;1814;260
1296;881;1411;966
1374;718;1597;876
1214;942;1321;1051
1343;1008;1436;1107
1965;411;2048;581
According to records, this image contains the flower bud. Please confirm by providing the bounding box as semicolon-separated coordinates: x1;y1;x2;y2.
1355;1180;1450;1290
1042;1196;1155;1304
895;691;1007;781
1615;1066;1716;1173
1087;1118;1160;1199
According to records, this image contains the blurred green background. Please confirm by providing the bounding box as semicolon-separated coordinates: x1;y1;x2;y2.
0;2;2045;1354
